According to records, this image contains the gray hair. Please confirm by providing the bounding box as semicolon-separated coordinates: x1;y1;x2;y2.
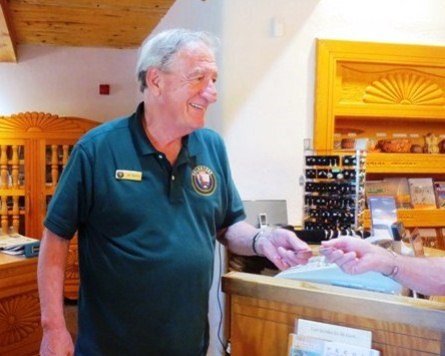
136;28;220;92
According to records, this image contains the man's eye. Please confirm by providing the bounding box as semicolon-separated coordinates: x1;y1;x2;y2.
189;75;204;82
189;74;216;84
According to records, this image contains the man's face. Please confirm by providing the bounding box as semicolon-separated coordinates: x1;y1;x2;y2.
157;43;218;133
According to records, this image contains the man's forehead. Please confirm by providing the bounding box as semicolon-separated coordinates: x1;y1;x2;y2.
173;47;218;73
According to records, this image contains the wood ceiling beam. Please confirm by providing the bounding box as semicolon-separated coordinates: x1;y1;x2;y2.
10;0;174;12
0;0;17;62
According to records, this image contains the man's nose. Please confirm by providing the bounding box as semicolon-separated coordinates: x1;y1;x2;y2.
202;80;217;103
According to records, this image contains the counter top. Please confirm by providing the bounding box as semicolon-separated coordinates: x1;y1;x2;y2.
223;271;445;333
0;252;35;265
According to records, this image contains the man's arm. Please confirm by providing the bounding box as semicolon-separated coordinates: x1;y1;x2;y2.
390;254;445;296
321;236;445;296
218;220;312;270
37;228;74;356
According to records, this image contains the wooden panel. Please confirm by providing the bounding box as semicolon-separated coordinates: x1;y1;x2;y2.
0;0;17;62
314;39;445;151
0;112;98;136
231;296;441;356
10;0;174;10
0;254;41;355
8;0;175;48
365;153;445;175
223;272;445;356
363;208;445;229
0;0;176;61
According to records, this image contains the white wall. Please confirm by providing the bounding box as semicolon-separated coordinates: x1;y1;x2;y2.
0;45;140;122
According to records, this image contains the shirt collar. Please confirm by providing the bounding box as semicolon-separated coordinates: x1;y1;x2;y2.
130;102;155;156
130;102;201;166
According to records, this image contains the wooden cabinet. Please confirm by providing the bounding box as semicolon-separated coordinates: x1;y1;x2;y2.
314;39;445;243
223;271;445;356
0;112;98;298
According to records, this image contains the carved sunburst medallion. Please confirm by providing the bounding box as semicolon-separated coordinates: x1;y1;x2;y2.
0;294;40;346
363;73;445;105
0;112;88;133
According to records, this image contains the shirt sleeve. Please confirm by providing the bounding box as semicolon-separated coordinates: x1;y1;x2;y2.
214;134;246;229
44;144;93;239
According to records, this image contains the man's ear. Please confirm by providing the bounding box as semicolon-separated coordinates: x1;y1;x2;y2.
146;68;162;95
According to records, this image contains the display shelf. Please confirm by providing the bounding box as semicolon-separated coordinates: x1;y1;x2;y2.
334;105;445;120
303;151;366;232
314;39;445;247
366;153;445;175
328;152;445;175
363;209;445;229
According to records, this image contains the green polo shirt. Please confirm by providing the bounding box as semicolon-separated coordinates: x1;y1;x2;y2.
44;103;245;356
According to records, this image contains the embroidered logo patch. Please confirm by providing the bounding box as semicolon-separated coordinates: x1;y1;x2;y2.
191;165;216;196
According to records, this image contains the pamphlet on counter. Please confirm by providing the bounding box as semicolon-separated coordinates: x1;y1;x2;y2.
0;234;40;257
288;319;380;356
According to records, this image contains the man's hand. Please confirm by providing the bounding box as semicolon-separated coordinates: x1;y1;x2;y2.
257;228;312;270
40;327;74;356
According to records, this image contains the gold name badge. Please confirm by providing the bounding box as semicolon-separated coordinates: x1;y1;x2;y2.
115;169;143;181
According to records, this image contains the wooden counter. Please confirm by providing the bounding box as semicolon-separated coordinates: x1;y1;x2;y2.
222;271;445;356
0;253;41;355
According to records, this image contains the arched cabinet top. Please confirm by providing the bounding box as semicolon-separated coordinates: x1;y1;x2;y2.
0;112;99;137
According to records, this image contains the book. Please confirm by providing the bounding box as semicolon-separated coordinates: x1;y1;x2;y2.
408;178;436;209
367;196;398;239
383;177;411;209
365;179;411;209
365;180;390;198
433;181;445;209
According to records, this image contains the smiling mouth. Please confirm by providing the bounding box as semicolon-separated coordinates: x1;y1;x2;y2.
190;103;205;110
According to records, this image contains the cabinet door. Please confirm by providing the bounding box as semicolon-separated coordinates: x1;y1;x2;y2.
0;139;28;236
37;139;77;238
0;112;99;300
